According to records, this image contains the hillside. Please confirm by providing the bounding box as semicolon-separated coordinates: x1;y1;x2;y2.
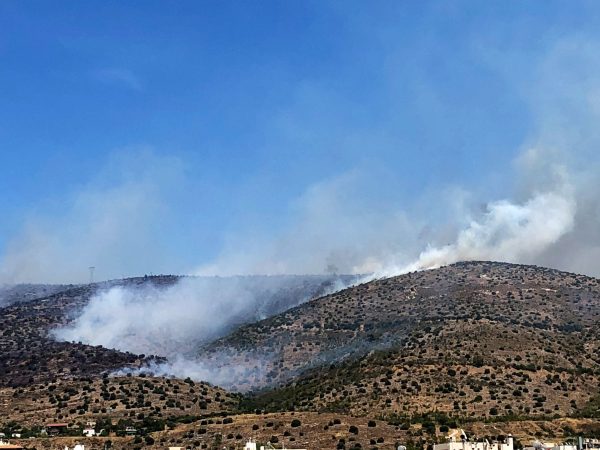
0;274;352;387
0;283;75;306
0;274;353;428
202;262;600;420
0;277;180;388
1;261;600;449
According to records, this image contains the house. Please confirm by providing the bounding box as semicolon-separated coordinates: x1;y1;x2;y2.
581;439;600;450
46;423;69;435
523;441;580;450
82;421;96;437
244;439;306;450
433;429;514;450
523;443;558;450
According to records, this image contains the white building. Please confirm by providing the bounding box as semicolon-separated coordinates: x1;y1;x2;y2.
581;439;600;450
554;446;577;450
64;445;85;450
244;439;306;450
523;440;581;450
523;442;557;450
433;429;514;450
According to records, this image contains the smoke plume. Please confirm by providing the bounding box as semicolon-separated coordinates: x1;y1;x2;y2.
53;274;350;356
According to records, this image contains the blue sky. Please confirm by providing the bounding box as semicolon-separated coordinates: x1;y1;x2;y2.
2;1;600;282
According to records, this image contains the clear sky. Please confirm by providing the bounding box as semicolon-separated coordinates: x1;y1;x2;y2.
2;1;600;282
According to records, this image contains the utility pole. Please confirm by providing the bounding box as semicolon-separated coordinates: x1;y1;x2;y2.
89;266;95;284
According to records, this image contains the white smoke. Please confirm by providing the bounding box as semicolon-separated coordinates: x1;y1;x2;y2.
114;353;272;391
52;274;346;387
53;274;347;356
382;188;576;276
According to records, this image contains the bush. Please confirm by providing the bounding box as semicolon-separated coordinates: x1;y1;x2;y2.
291;419;301;428
349;426;359;435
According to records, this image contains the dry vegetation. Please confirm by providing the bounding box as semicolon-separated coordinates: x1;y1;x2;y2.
0;375;238;427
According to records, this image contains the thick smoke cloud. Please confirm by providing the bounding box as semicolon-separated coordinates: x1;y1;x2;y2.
387;188;576;276
53;275;348;356
52;274;348;387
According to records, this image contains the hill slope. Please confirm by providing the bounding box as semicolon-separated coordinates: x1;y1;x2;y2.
202;262;600;419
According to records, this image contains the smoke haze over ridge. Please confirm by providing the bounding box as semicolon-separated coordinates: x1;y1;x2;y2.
52;274;353;357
